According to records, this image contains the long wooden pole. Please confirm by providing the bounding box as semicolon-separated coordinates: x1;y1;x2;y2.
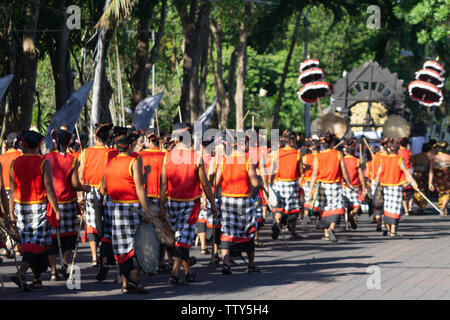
417;189;444;216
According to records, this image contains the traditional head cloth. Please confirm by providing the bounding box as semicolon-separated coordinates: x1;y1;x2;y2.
94;123;113;143
146;128;157;139
19;130;44;149
51;128;73;152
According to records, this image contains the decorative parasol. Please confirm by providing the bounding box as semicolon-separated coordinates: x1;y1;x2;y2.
382;115;411;139
298;81;333;115
297;67;326;85
408;80;443;107
415;69;445;88
423;60;446;76
299;58;320;73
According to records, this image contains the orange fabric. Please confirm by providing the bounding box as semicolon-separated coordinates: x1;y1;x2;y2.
0;149;22;190
105;154;139;203
165;148;202;201
44;152;77;202
320;208;345;217
115;250;135;264
379;155;407;186
140;148;165;198
275;147;301;181
343;155;361;187
317;149;342;183
82;146;110;187
12;154;47;204
398;147;412;169
220;234;251;243
364;160;373;180
220;153;251;197
302;152;318;184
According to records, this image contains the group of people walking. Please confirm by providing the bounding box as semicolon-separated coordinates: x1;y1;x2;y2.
0;122;448;295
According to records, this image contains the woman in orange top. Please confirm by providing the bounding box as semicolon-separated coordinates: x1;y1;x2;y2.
100;127;153;294
44;129;89;281
309;133;354;242
398;137;414;216
8;130;60;290
215;134;260;275
159;123;218;285
270;130;302;240
79;123;113;267
375;140;418;237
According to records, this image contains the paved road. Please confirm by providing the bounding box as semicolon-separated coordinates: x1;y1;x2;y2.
1;207;450;300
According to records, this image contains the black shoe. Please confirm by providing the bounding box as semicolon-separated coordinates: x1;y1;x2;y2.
96;265;109;281
222;264;232;275
348;214;357;230
185;272;196;283
376;225;382;232
382;230;388;236
11;274;32;292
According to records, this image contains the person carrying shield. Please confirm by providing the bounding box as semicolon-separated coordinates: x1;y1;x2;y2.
8;130;61;290
100;127;153;294
44;128;90;281
159;123;218;285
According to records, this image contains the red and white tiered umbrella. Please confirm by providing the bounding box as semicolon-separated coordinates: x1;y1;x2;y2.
298;81;333;114
415;68;445;88
423;60;446;76
299;58;320;73
297;67;326;85
408;80;443;107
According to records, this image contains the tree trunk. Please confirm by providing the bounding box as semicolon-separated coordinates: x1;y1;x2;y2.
47;0;73;110
209;18;237;130
90;26;113;143
272;12;301;129
175;0;211;124
234;3;251;130
16;0;40;130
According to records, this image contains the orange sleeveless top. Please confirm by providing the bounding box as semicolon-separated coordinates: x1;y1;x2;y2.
105;154;139;203
379;155;407;186
302;152;317;185
275;147;301;181
165;148;202;201
140;148;165;198
12;154;47;204
220;153;252;197
364;160;374;180
44;152;77;203
0;149;22;190
81;146;110;187
317;149;342;183
343;155;360;187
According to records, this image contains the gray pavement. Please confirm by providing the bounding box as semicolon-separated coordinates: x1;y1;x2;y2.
1;207;450;300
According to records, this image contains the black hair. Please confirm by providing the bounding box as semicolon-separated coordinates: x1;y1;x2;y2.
422;142;432;153
51;129;72;153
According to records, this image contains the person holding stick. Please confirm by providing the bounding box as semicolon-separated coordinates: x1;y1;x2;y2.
375;139;419;237
79;123;113;267
159;123;218;285
308;132;354;242
8;130;61;290
44;128;90;281
299;140;320;223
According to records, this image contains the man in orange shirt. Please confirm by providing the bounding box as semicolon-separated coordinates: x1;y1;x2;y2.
79;123;113;267
398;137;413;215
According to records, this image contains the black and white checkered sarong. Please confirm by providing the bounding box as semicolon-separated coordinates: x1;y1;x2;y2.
220;196;256;240
318;182;345;214
50;202;78;237
342;186;361;209
273;180;301;214
166;200;197;248
102;196;113;241
110;202;142;256
15;203;51;247
85;187;102;231
383;185;403;222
